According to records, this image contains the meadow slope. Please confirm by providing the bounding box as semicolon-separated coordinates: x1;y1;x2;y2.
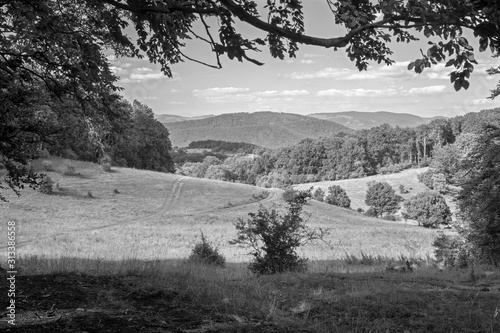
1;159;438;266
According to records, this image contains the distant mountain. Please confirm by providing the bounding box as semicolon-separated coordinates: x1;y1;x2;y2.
161;111;352;149
308;111;442;130
155;114;215;124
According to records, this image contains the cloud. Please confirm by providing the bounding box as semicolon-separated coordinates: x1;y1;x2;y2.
317;88;400;97
300;59;315;64
130;72;166;80
193;87;310;103
303;53;325;58
408;85;446;95
289;62;415;81
168;101;187;105
119;70;181;83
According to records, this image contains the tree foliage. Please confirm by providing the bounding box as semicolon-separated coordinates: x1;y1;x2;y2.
404;191;452;228
230;190;328;274
457;125;500;265
365;181;403;218
325;185;351;209
4;0;500;198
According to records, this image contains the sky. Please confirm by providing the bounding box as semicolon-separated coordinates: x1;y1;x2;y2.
108;1;500;119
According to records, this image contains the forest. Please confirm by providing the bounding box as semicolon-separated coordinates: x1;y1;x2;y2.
176;108;500;189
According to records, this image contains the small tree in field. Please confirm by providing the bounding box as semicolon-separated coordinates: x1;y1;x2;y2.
404;191;452;228
325;185;351;208
365;181;403;218
312;187;325;202
231;190;329;275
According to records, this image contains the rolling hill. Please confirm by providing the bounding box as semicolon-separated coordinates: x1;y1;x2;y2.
155;113;215;124
308;111;443;130
161;111;352;148
0;157;438;264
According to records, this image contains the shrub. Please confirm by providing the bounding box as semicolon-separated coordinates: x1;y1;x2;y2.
62;164;76;175
357;208;365;214
188;232;225;267
365;181;403;218
433;232;471;268
39;176;53;194
378;162;413;175
404;191;451;228
383;214;398;221
282;187;298;202
364;207;378;217
38;148;50;159
87;190;94;198
113;189;120;194
418;169;436;189
312;187;325;202
231;189;328;275
101;162;112;172
399;184;409;194
42;160;53;171
325;185;351;208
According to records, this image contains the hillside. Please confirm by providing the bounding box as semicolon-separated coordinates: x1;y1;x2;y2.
294;167;431;212
308;111;441;130
161;111;352;148
1;158;437;264
155;113;215;124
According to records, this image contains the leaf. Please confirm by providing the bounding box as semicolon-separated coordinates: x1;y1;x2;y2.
453;79;462;91
407;62;415;70
462;80;470;90
445;59;455;67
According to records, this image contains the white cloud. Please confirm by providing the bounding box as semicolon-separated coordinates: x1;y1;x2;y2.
169;101;187;105
300;59;315;64
408;85;446;95
290;62;415;81
303;53;325;58
280;90;310;96
317;88;400;97
130;72;165;80
136;67;153;72
193;88;310;103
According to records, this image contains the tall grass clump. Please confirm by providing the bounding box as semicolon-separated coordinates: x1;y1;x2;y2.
39;175;53;194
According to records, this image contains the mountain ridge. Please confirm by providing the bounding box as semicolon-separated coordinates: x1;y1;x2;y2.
308;111;445;130
160;111;352;149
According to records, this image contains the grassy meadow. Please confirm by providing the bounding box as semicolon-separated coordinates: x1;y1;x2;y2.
293;168;431;212
2;158;500;332
1;158;438;266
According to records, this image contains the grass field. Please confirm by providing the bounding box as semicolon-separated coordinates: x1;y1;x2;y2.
1;158;499;332
293;168;430;212
1;158;438;266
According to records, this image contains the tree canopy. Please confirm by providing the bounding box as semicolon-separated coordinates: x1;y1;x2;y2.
3;0;500;198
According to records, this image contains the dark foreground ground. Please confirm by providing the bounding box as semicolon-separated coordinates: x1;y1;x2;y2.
1;271;500;332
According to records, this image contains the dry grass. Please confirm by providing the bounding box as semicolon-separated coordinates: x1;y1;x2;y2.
294;167;430;211
11;255;500;333
0;158;439;266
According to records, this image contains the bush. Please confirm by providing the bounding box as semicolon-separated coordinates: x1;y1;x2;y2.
383;214;398;221
365;181;403;218
399;184;409;194
325;185;351;208
404;191;451;228
188;232;225;267
378;162;413;175
282;187;298;202
39;176;53;194
231;190;328;275
312;187;325;202
42;160;53;171
418;169;436;189
38;148;50;159
62;164;76;175
101;162;112;172
433;233;471;268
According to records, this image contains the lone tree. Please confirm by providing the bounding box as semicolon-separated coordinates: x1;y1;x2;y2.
325;185;351;208
365;181;403;218
231;189;328;274
404;191;452;228
3;0;500;198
